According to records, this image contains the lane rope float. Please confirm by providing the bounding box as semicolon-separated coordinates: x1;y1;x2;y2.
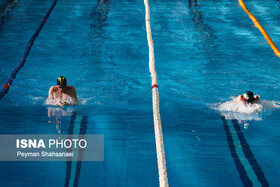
152;84;158;89
144;0;169;186
0;0;58;99
238;0;280;58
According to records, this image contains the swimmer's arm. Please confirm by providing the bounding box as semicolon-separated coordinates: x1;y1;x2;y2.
48;86;54;99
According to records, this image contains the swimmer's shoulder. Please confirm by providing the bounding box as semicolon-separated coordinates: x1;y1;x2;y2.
48;86;59;99
66;86;76;91
236;95;243;104
49;86;59;91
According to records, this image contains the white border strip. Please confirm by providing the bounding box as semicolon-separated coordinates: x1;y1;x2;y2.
144;0;169;186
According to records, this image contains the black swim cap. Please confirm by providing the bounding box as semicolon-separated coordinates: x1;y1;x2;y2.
243;91;254;104
57;76;67;88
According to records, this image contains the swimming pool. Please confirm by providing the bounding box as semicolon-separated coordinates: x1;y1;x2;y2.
0;0;280;186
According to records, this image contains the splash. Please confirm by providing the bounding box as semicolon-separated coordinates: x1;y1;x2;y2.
45;97;78;106
78;97;93;105
44;96;98;106
211;97;280;121
29;95;45;105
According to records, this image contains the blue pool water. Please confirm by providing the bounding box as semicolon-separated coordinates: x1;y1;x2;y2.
0;0;280;186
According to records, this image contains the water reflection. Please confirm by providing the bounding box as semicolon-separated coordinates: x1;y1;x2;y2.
47;107;75;133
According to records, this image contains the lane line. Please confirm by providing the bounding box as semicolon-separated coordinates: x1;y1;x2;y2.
221;116;253;186
228;120;261;187
65;113;88;187
221;116;269;186
68;115;82;187
231;120;269;186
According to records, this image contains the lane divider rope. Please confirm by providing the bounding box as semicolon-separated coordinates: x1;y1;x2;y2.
238;0;280;57
0;0;58;99
144;0;169;186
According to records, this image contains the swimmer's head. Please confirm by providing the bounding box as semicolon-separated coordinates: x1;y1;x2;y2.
57;76;67;88
243;91;254;104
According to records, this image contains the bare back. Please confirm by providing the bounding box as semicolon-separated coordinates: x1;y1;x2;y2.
48;86;77;103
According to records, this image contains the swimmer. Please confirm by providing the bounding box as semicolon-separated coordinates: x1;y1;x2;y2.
48;76;78;107
236;91;259;105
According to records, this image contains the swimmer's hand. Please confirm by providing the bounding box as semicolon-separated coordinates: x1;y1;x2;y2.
58;101;67;107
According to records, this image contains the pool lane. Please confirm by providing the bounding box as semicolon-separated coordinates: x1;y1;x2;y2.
0;0;159;186
149;0;280;186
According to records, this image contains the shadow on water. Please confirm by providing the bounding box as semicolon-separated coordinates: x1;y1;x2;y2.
0;0;20;33
188;0;220;65
88;0;111;54
277;0;280;8
85;0;113;79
